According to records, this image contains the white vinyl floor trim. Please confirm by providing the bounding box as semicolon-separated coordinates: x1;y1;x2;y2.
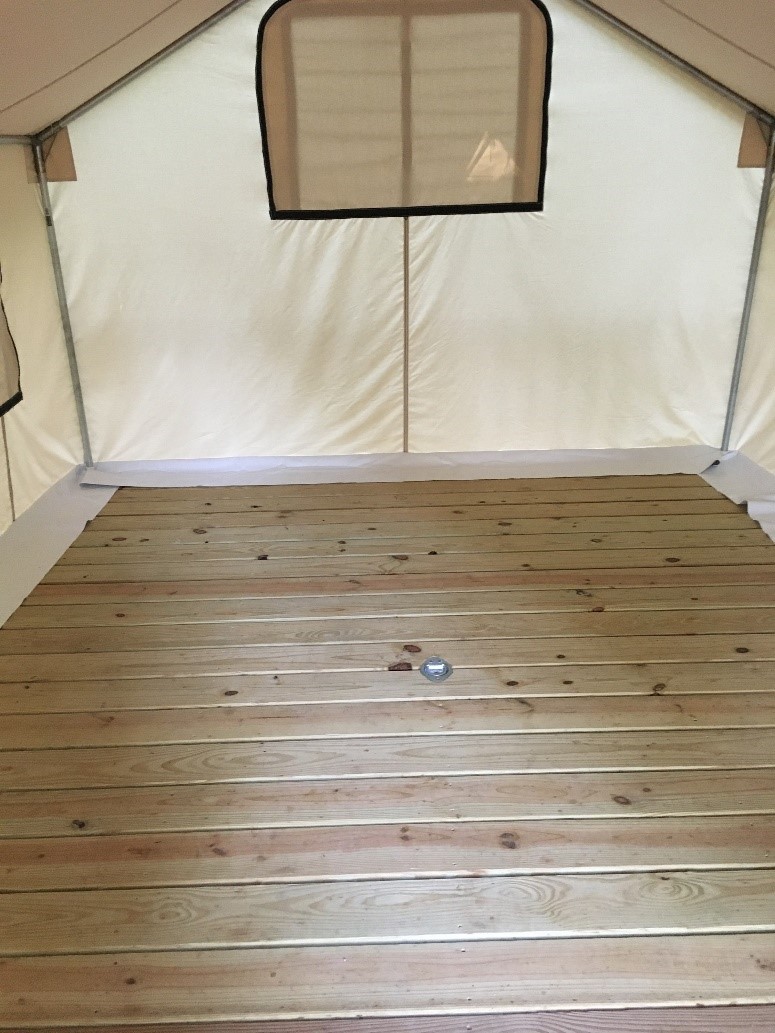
0;467;115;626
7;443;775;631
78;445;722;488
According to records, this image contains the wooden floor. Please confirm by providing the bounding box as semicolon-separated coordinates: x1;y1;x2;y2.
2;473;775;1030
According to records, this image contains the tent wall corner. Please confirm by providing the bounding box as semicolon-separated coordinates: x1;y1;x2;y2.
721;128;775;452
0;144;82;529
724;177;775;474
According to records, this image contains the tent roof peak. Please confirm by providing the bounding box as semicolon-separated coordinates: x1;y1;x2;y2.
0;0;772;142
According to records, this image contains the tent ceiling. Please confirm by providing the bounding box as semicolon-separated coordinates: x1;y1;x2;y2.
0;0;772;138
0;0;237;137
590;0;775;117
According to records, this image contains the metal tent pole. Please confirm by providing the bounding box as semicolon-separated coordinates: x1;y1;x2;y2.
32;141;93;467
570;0;775;453
721;130;775;452
0;415;15;522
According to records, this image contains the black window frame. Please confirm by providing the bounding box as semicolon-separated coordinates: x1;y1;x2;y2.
256;0;553;220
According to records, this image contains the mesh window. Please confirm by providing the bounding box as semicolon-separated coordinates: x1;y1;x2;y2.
0;272;21;418
257;0;552;218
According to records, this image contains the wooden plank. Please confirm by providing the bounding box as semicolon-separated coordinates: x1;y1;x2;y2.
4;769;772;839
101;486;726;517
4;635;775;681
19;1008;775;1033
13;584;775;631
2;694;774;750
0;662;772;715
42;546;775;585
3;935;775;1024
88;499;743;531
4;870;775;956
5;608;775;656
73;511;757;549
12;584;775;630
5;475;773;1030
113;475;711;500
29;565;775;605
3;816;775;891
58;528;766;565
2;729;774;791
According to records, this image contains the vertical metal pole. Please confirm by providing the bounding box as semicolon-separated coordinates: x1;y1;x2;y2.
0;415;15;522
403;217;410;453
721;129;775;452
32;141;93;467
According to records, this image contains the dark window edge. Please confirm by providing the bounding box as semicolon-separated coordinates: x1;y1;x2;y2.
0;282;22;420
0;390;23;419
256;0;553;221
269;201;545;220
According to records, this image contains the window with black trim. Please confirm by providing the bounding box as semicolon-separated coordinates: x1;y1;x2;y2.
257;0;552;219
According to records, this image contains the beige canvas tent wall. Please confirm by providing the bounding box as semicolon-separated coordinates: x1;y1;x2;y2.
0;144;81;536
23;0;769;459
1;0;775;562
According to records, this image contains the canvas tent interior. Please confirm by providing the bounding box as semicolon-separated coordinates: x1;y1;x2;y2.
3;0;775;1025
0;0;772;533
2;0;775;558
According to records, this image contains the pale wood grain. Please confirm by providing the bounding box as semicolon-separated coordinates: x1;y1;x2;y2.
12;584;775;631
20;1008;775;1033
0;661;774;714
3;935;775;1025
5;870;775;955
4;607;775;656
59;529;764;566
3;769;771;838
89;499;743;532
101;486;726;517
3;816;775;891
73;511;756;549
5;475;772;1030
28;564;775;605
4;635;775;681
1;729;774;791
43;546;775;584
1;693;774;750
